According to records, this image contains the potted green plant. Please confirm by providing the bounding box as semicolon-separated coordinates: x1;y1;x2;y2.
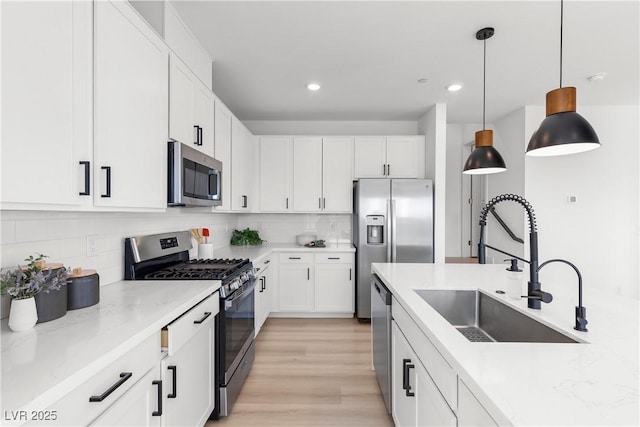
0;254;70;331
230;228;266;246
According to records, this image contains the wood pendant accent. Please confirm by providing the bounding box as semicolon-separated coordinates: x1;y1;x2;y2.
475;129;493;147
546;87;576;115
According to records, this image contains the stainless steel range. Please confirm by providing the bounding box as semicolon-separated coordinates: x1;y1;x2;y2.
124;231;256;419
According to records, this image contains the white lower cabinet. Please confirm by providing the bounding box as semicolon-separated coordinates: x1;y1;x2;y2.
161;293;218;427
458;379;498;427
276;251;354;316
278;254;314;312
314;253;354;313
392;321;456;427
90;368;161;427
255;255;275;335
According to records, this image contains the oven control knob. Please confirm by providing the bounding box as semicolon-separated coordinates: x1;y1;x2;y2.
230;279;241;290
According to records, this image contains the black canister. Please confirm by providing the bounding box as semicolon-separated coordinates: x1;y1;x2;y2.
67;269;100;310
34;264;68;323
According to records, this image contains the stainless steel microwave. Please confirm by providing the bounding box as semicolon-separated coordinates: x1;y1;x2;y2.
168;141;222;207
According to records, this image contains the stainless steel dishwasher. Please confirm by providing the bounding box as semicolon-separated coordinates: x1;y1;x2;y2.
371;274;392;414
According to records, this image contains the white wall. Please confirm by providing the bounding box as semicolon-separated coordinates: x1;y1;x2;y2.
488;108;528;261
244;120;418;136
418;104;447;263
524;105;639;300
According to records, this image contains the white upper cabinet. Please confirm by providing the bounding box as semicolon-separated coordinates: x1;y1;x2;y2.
164;3;212;90
259;137;293;212
292;137;323;212
93;0;169;210
353;137;387;178
354;136;425;179
214;101;232;211
231;118;254;211
169;54;214;156
292;137;353;213
1;1;93;208
322;137;354;212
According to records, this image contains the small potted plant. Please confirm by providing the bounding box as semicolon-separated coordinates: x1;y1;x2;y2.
0;254;70;332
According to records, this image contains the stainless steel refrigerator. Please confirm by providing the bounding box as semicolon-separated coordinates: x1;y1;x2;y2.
353;179;434;319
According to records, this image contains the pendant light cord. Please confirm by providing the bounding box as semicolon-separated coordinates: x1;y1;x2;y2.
560;0;564;88
483;38;486;130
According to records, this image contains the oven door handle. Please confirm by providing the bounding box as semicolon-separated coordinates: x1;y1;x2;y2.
224;281;256;307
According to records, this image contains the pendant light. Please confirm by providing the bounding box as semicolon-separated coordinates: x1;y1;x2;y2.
463;27;507;175
526;0;600;156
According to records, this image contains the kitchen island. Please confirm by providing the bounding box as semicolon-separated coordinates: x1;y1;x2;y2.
373;262;639;426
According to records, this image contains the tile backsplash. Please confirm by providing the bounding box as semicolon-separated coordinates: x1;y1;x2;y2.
0;210;238;286
237;213;352;245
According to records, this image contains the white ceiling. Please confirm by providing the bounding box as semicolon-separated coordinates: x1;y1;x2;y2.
171;0;639;124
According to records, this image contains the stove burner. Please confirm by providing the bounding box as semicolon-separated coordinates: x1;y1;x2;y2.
143;258;251;281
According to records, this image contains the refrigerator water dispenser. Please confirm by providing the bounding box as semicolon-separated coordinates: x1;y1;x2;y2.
366;215;385;244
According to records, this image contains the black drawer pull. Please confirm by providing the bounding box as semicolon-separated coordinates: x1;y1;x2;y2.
79;161;90;196
89;372;132;402
242;195;248;208
328;257;341;260
288;257;301;260
198;126;203;146
193;311;212;324
152;380;162;416
402;359;415;397
264;260;271;264
167;365;177;398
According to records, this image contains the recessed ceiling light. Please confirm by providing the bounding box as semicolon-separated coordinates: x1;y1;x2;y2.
417;78;429;84
307;83;321;91
587;72;607;83
446;83;463;92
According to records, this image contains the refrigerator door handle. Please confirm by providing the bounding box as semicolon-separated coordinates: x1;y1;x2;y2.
386;199;392;262
391;199;397;262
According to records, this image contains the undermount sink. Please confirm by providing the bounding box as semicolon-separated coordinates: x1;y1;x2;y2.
414;289;582;343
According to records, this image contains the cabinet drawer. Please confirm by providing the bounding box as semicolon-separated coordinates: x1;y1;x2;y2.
32;332;160;426
314;253;354;264
392;298;457;409
256;256;274;273
163;293;219;356
279;253;313;264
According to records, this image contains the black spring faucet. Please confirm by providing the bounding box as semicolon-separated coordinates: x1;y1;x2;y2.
478;194;550;309
478;194;588;331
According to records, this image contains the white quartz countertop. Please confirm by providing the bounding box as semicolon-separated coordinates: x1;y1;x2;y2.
207;242;355;264
372;263;639;426
0;279;220;415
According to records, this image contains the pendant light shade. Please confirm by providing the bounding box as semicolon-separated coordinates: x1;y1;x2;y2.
463;130;507;174
526;87;600;156
463;27;507;175
526;1;600;157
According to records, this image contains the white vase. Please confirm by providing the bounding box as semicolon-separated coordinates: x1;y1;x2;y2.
9;297;38;332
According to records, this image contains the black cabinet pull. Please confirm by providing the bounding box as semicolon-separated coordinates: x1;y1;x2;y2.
263;276;267;290
89;372;132;402
79;161;90;196
288;257;301;260
198;126;203;146
101;166;111;198
349;268;352;281
387;164;391;176
328;257;340;260
286;197;289;209
193;125;199;145
402;359;415;397
259;277;264;293
242;195;248;208
167;365;177;398
193;311;212;324
152;380;162;416
264;260;271;265
383;164;386;176
307;268;310;280
323;198;326;209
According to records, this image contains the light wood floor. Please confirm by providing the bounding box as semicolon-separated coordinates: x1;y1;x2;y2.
208;318;393;427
